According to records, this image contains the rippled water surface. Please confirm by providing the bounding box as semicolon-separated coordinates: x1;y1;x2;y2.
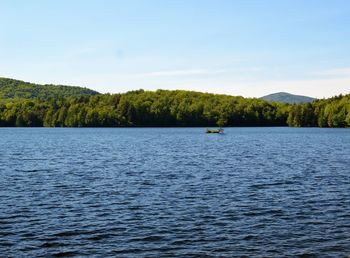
0;128;349;257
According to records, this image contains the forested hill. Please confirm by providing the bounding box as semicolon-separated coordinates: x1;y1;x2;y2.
0;89;290;127
0;77;349;128
0;77;99;101
261;92;315;104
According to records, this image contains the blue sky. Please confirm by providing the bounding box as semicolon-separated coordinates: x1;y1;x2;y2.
1;0;350;98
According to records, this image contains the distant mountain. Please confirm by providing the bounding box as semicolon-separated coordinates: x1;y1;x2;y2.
261;92;315;104
0;77;99;101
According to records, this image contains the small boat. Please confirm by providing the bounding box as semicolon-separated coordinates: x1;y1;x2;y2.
206;128;224;134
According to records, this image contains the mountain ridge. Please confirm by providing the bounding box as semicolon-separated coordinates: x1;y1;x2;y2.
260;92;316;104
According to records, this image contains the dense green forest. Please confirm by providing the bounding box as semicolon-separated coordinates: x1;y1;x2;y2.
0;90;289;127
0;77;349;127
0;77;99;101
287;94;350;127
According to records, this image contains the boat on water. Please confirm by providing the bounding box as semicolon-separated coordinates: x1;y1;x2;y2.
206;128;224;134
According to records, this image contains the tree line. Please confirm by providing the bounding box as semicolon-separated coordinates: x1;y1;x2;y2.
0;89;349;127
0;90;288;127
287;94;350;127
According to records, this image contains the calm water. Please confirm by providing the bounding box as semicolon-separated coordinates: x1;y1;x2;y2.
0;128;349;257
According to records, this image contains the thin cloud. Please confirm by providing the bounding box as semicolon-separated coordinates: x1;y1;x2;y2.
137;67;263;78
314;67;350;77
138;69;225;77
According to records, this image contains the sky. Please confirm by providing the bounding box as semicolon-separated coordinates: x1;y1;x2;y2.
1;0;350;98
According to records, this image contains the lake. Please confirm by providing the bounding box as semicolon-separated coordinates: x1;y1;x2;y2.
0;128;349;257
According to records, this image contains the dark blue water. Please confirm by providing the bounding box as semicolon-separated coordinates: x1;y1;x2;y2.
0;128;349;257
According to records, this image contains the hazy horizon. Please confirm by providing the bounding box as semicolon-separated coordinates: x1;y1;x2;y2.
1;0;350;98
0;76;322;100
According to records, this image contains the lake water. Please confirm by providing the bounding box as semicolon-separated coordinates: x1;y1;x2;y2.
0;128;349;257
